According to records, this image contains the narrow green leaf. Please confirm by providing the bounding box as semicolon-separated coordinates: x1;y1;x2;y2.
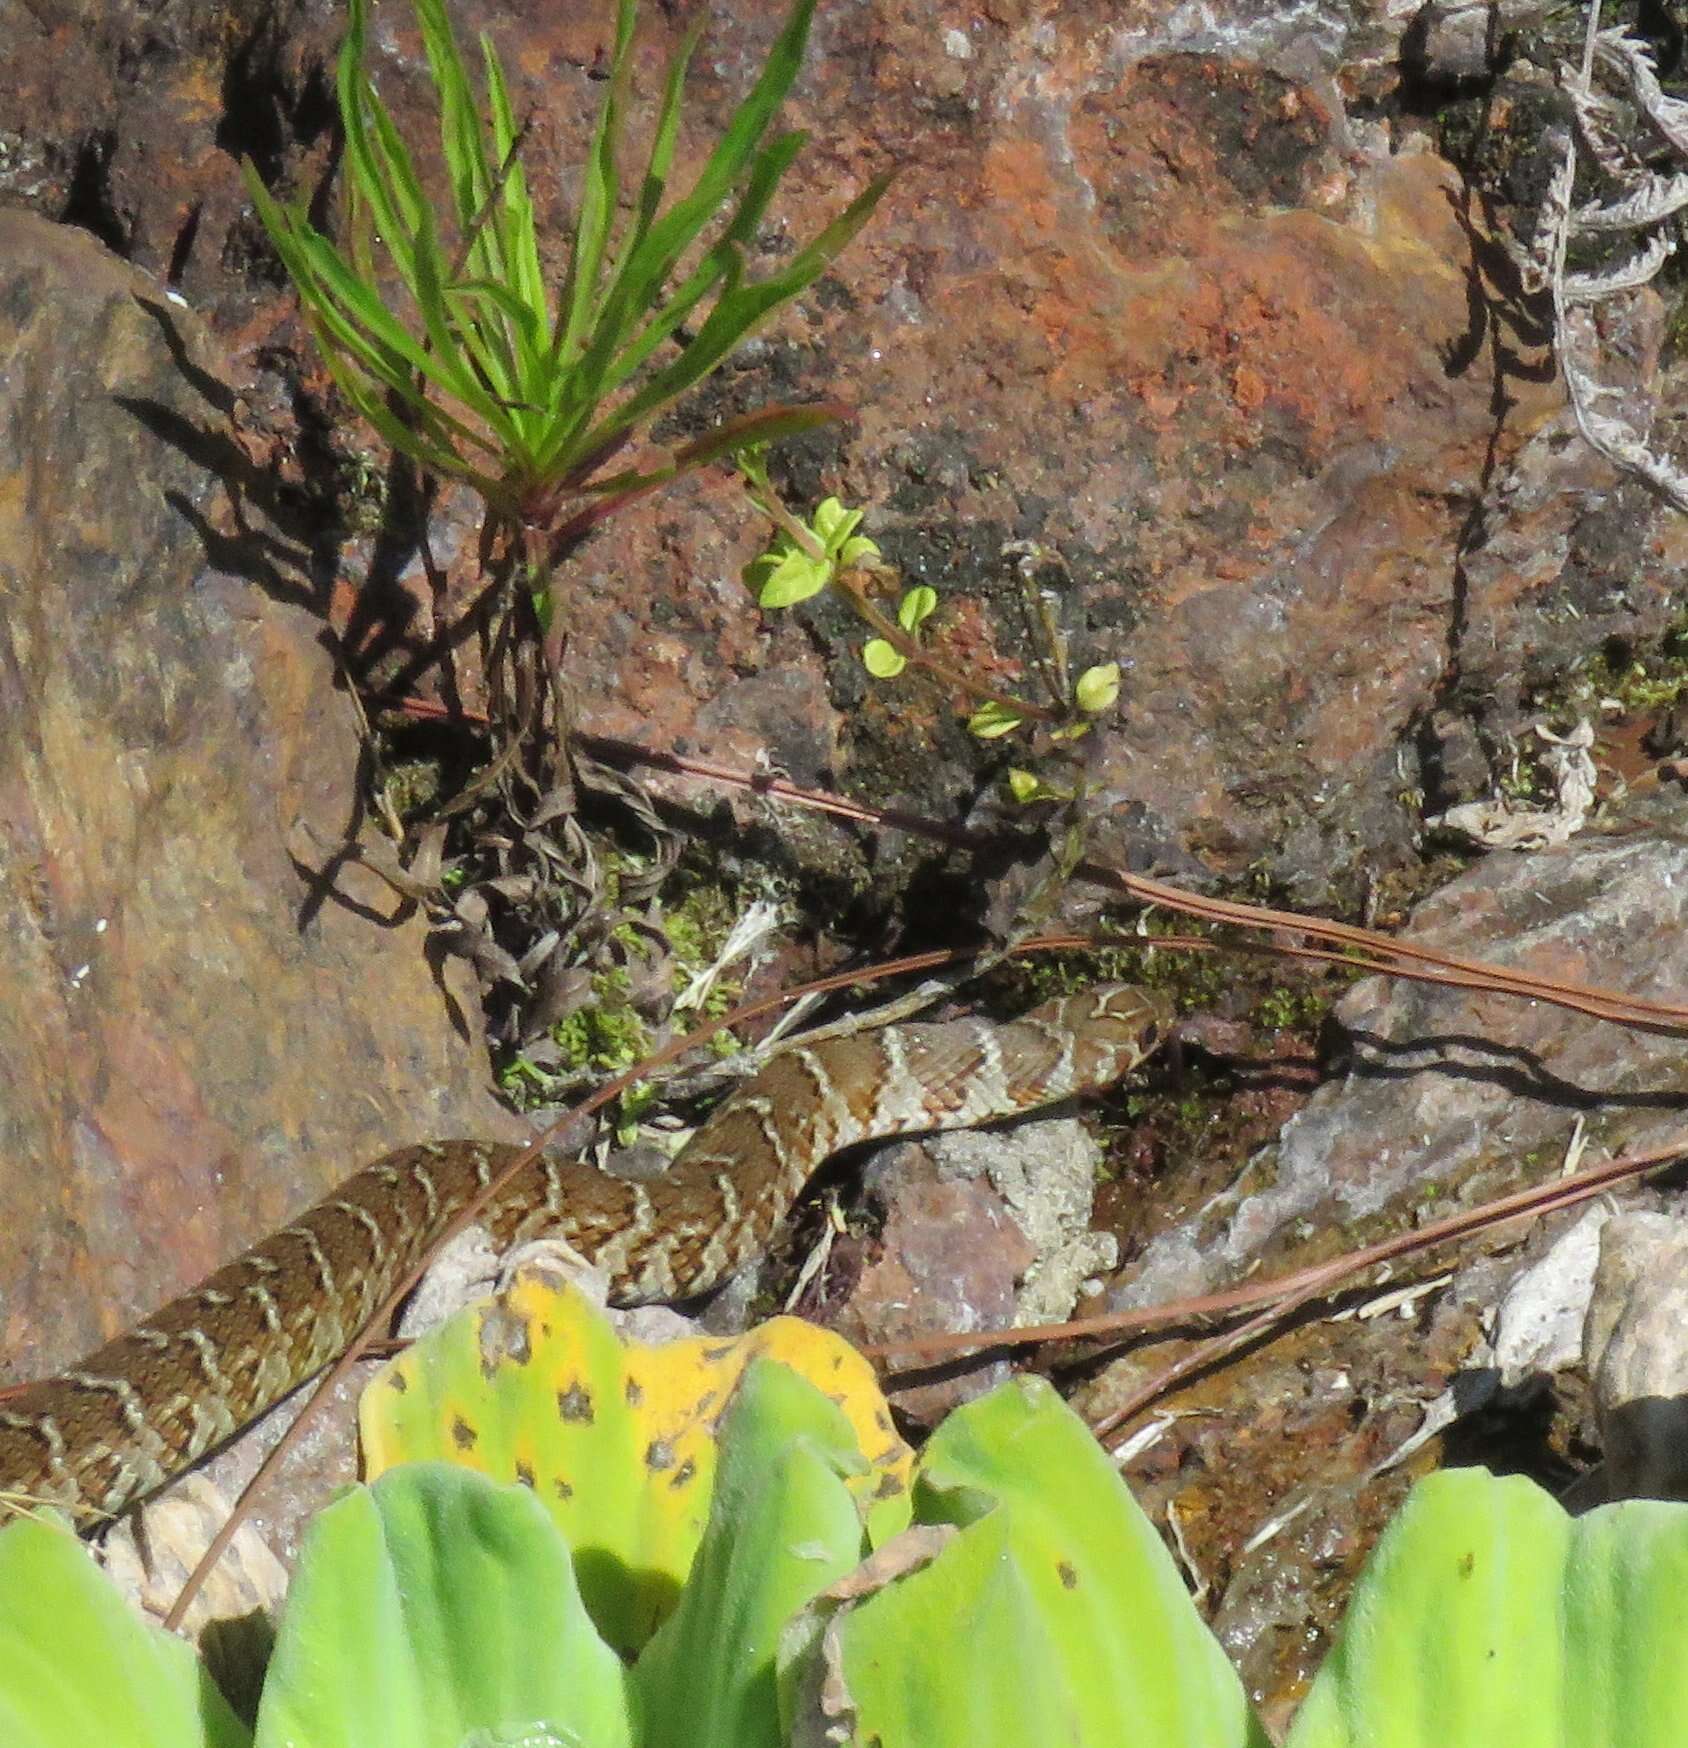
898;586;936;632
351;70;434;288
570;0;818;402
257;208;439;394
481;44;547;336
593;11;707;329
336;0;410;268
559;0;637;363
590;171;892;448
413;0;495;237
553;403;850;540
317;340;505;496
601;129;807;398
967;700;1026;739
640;13;707;221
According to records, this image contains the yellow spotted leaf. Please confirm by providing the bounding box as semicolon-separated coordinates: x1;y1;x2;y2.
360;1273;912;1657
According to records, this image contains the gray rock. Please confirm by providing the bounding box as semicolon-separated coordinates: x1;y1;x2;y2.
1123;800;1688;1305
1584;1210;1688;1501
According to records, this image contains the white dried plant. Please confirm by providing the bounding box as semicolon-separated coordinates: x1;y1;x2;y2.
1427;718;1596;849
1523;3;1688;508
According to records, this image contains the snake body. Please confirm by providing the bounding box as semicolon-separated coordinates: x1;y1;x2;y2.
0;985;1168;1522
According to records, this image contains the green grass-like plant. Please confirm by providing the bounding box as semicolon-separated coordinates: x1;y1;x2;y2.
246;0;889;592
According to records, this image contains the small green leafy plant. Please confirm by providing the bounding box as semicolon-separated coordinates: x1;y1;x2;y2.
247;0;889;669
738;456;1121;794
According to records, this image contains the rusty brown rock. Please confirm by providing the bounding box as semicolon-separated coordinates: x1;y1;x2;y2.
8;3;1684;916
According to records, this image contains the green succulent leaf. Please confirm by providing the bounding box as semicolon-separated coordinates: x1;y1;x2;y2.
781;1377;1267;1748
0;1514;250;1748
360;1279;909;1661
1284;1468;1688;1748
252;1466;631;1748
632;1359;870;1748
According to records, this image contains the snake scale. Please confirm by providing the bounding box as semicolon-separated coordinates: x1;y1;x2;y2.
0;984;1169;1523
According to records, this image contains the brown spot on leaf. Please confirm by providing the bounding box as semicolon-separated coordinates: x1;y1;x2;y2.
670;1457;696;1490
555;1476;574;1500
516;1460;535;1488
451;1415;478;1451
646;1438;675;1472
625;1376;644;1407
1058;1559;1078;1590
558;1383;594;1424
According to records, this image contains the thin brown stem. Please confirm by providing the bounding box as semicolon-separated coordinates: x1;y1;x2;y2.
831;567;1061;724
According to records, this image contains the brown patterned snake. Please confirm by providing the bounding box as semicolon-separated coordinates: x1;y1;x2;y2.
0;984;1169;1523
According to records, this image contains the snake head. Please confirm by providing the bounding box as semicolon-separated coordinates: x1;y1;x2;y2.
1083;982;1176;1062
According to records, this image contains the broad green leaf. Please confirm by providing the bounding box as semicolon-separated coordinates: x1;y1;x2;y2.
0;1514;249;1748
1285;1468;1688;1748
863;639;906;678
253;1466;632;1748
788;1377;1267;1748
360;1276;910;1659
1075;661;1121;714
632;1360;871;1748
750;545;831;608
